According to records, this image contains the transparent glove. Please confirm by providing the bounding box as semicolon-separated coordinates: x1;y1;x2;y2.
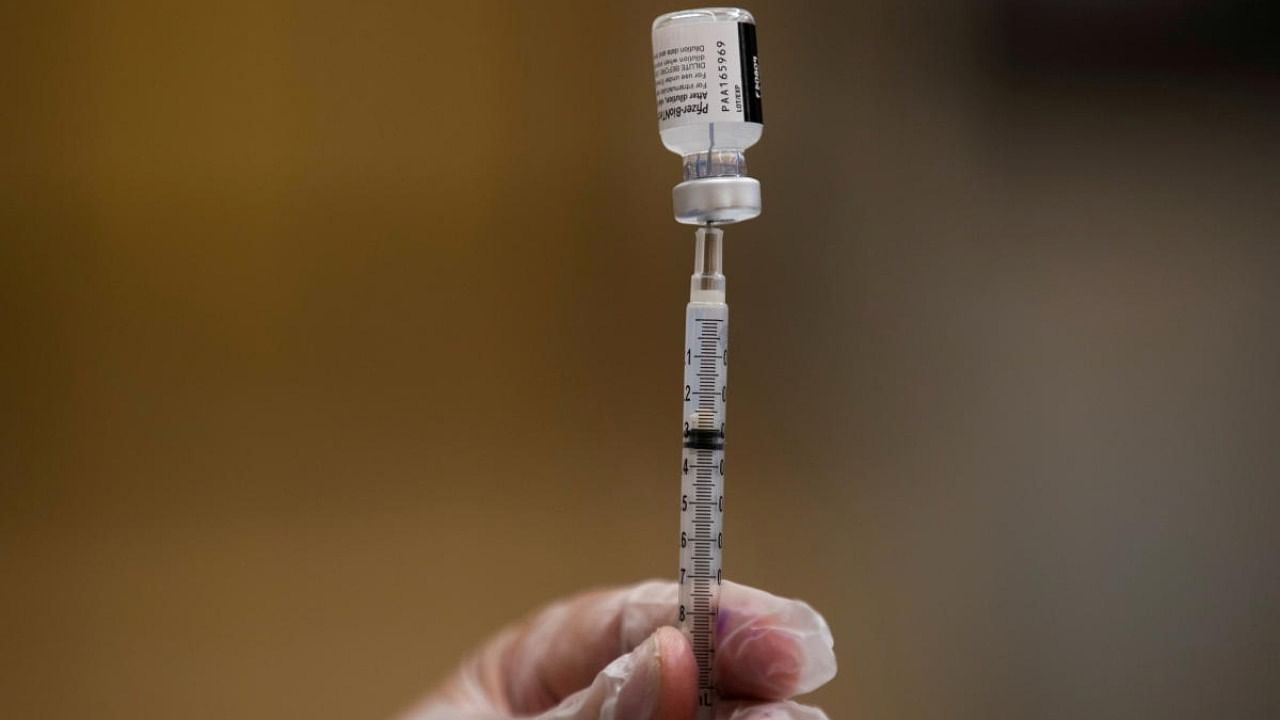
401;580;836;720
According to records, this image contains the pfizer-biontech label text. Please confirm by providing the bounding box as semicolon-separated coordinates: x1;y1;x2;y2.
653;22;762;131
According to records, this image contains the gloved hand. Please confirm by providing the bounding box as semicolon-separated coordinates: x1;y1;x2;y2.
401;580;836;720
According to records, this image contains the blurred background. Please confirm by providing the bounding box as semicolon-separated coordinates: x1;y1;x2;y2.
3;1;1279;718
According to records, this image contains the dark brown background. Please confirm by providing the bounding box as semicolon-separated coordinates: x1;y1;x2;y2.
3;2;1279;719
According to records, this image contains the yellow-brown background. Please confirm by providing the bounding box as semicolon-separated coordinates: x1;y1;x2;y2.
3;2;1278;718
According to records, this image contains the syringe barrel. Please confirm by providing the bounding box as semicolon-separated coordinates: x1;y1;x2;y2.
679;298;727;716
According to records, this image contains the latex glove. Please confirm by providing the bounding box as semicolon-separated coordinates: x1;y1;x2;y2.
401;580;836;720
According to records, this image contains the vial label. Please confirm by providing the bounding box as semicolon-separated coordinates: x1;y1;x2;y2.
653;22;762;131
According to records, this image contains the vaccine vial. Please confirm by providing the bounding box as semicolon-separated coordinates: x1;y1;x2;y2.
652;8;764;225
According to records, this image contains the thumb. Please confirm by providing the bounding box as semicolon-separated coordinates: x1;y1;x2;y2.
537;626;696;720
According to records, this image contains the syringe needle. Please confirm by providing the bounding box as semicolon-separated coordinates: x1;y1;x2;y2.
690;226;725;303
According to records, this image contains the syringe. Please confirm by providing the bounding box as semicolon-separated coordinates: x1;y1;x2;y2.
678;226;728;713
651;8;764;718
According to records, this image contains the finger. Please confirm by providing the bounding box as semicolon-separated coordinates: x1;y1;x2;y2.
555;579;836;700
400;701;496;720
494;582;675;713
469;580;835;713
536;626;696;720
715;700;831;720
397;630;515;720
715;583;837;699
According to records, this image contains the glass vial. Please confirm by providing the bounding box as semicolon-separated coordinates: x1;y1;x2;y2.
652;8;764;181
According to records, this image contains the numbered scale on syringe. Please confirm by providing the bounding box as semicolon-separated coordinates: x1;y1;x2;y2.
679;301;727;702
